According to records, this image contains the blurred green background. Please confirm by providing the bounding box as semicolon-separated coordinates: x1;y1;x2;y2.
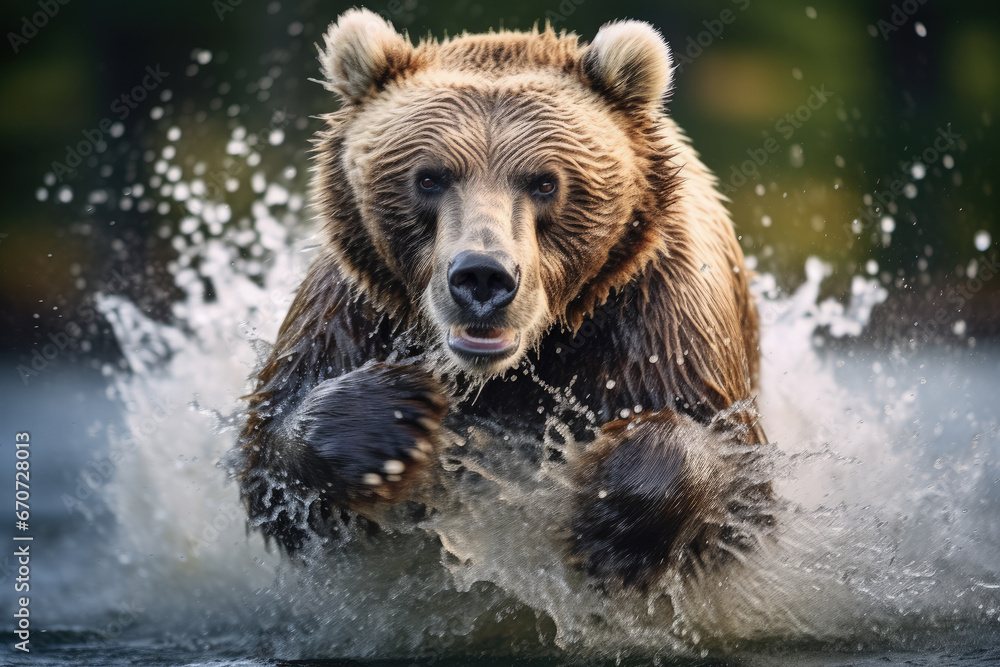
1;0;998;365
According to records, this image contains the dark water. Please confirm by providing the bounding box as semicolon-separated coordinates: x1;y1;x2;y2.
3;631;1000;665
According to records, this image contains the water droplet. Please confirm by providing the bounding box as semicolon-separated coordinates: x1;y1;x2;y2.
789;144;804;168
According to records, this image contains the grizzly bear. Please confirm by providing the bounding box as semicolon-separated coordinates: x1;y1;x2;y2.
236;9;771;588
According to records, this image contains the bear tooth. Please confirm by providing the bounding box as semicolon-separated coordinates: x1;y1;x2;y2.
386;474;402;482
408;448;428;462
416;438;433;453
362;473;383;486
384;460;405;475
417;417;436;431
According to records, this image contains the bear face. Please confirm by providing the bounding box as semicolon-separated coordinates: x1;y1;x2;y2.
314;10;678;375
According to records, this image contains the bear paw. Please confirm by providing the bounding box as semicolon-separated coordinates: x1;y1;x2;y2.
294;363;449;504
572;417;705;589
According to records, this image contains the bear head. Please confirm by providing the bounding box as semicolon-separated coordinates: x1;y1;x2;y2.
313;9;678;376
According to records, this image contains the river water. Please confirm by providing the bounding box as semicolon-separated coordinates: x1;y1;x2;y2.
3;49;998;664
2;207;997;664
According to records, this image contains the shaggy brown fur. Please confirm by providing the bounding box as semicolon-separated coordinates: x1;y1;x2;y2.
237;9;770;586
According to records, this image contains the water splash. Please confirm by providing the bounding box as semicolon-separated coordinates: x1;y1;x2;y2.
72;198;1000;661
41;58;998;661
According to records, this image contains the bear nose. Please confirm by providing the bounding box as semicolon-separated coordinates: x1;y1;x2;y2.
448;250;520;312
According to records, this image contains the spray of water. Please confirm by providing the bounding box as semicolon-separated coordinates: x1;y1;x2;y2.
83;200;1000;660
40;49;998;662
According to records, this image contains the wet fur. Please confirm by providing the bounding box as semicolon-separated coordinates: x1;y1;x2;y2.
237;12;769;585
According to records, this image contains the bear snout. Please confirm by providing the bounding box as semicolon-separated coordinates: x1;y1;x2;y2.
447;250;520;317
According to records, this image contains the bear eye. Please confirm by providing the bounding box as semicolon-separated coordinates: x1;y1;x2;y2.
530;176;558;197
415;170;450;195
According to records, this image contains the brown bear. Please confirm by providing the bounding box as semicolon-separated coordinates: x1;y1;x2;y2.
236;9;772;589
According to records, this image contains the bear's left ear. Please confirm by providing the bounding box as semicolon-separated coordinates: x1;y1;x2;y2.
582;20;673;109
318;8;413;103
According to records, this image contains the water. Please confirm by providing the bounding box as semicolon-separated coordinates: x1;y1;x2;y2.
7;50;999;667
4;210;998;664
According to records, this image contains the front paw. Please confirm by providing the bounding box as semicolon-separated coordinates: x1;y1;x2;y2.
572;415;706;589
572;411;775;588
295;363;449;504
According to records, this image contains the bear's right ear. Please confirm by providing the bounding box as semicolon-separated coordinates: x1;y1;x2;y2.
318;8;413;103
582;20;673;110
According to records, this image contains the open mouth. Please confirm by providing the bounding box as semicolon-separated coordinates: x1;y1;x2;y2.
447;325;520;360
